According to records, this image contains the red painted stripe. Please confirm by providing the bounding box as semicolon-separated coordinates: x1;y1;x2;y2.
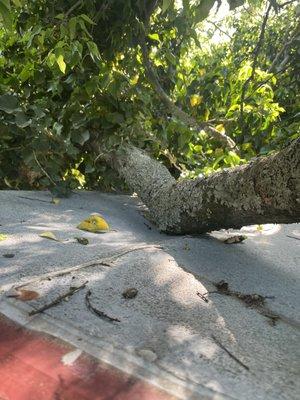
0;316;175;400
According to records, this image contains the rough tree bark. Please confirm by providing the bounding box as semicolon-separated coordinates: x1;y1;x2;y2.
109;138;300;233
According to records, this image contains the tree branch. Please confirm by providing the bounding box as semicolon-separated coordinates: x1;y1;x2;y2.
109;138;300;234
139;35;237;150
65;0;83;18
207;20;233;39
33;150;56;186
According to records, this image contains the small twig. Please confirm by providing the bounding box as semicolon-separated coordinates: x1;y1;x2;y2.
85;289;120;322
17;196;51;204
202;290;219;296
207;20;233;39
0;145;22;153
196;292;209;303
33;150;57;186
1;245;161;292
211;335;249;371
206;118;235;124
286;235;300;241
29;281;88;316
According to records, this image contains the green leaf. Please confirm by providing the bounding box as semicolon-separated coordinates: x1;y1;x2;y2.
19;64;34;82
0;0;10;8
47;52;56;67
27;26;42;48
15;112;32;128
162;0;172;14
56;54;66;74
165;50;177;66
53;122;63;135
85;163;95;173
80;14;96;25
194;0;215;23
106;112;124;125
73;130;90;145
69;17;77;40
55;13;65;20
87;41;101;62
148;33;160;42
0;94;20;114
77;19;92;38
227;0;244;10
12;0;22;7
30;105;45;119
0;0;12;29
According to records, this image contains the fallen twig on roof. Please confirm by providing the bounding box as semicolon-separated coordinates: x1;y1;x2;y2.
18;196;51;203
29;281;88;316
208;280;280;325
85;289;120;322
211;335;249;371
286;235;300;241
196;292;209;303
0;244;161;293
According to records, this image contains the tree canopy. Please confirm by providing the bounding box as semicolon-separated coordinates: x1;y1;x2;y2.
0;0;299;196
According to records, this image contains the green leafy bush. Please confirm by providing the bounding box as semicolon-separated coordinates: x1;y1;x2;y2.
0;0;298;193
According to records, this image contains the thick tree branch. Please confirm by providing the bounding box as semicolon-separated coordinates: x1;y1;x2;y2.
109;138;300;234
139;36;237;150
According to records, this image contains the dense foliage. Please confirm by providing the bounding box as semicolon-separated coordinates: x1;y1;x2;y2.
0;0;299;194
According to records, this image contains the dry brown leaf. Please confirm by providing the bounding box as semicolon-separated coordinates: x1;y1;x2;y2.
8;289;40;301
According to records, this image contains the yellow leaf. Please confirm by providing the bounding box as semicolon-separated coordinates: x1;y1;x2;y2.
130;74;139;85
216;124;225;133
203;109;210;121
51;198;60;205
198;68;206;76
77;214;109;233
190;94;203;107
56;54;66;74
256;224;263;232
0;233;8;241
214;148;223;156
39;231;60;241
